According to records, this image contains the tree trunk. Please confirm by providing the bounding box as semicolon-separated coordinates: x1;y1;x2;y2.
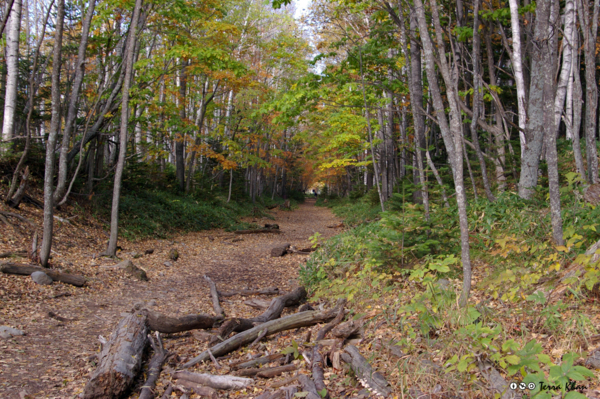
1;0;21;146
508;0;528;150
399;7;429;219
579;0;599;183
518;0;555;199
571;36;586;179
54;0;97;203
40;0;65;267
470;0;495;201
359;47;385;212
5;0;52;203
176;61;187;192
105;0;143;256
413;0;472;306
485;31;506;192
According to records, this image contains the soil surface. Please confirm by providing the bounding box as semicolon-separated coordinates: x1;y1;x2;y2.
0;199;342;398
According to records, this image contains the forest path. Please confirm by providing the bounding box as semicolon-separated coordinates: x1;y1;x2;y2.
0;199;342;398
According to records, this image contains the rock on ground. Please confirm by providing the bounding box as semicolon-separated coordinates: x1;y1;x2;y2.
116;259;148;281
31;271;53;285
271;243;291;257
0;326;25;339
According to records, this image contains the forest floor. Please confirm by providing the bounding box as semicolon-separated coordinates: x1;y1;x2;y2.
0;198;345;398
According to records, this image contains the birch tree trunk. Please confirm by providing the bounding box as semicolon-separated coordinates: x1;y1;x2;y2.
552;0;576;135
40;0;65;267
1;0;22;147
105;0;143;257
5;0;52;204
507;0;527;150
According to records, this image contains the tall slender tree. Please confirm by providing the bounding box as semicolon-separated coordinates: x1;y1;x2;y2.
40;0;65;267
104;0;144;256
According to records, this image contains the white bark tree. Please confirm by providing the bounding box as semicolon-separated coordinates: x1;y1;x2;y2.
1;0;22;147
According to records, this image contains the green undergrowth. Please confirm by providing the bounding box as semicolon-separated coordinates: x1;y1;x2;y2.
95;189;257;240
303;180;600;398
90;161;289;240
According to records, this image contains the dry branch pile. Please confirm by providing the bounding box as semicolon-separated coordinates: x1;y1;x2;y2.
81;280;394;398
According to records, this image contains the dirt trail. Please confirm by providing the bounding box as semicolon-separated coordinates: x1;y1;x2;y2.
0;199;342;398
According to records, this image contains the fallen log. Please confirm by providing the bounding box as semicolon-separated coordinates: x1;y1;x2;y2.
0;211;35;226
256;364;297;378
234;368;262;377
0;262;86;287
204;275;225;318
175;380;218;399
312;299;346;399
139;333;169;399
160;385;173;399
234;229;282;235
48;311;76;322
211;318;255;345
298;375;321;399
0;250;27;259
244;298;272;309
341;345;392;398
183;305;342;368
82;312;148;399
231;353;284;369
173;371;253;390
270;376;299;389
22;194;43;209
212;287;307;343
331;318;364;339
145;310;220;334
253;286;307;323
315;299;346;342
218;287;280;297
258;386;299;399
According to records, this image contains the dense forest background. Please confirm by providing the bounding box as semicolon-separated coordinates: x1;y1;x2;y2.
2;0;600;396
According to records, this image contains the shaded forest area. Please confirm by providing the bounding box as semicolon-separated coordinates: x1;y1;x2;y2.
2;0;600;397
